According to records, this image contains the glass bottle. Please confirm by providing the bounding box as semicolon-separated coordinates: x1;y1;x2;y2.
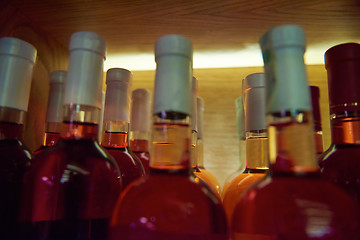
231;25;360;240
101;68;145;189
223;73;268;225
222;97;246;196
319;43;360;204
310;85;324;157
110;34;228;240
0;37;36;240
34;71;66;154
193;96;222;197
20;32;122;240
129;88;152;174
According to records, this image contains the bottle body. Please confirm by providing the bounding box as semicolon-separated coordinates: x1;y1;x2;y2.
110;121;228;240
232;113;360;239
20;121;121;240
0;114;32;239
319;113;360;203
102;130;145;189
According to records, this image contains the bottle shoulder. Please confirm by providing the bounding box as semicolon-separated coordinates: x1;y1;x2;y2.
111;173;228;236
0;139;32;163
319;144;360;168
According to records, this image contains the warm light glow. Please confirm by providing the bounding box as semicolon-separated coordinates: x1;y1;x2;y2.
104;41;360;71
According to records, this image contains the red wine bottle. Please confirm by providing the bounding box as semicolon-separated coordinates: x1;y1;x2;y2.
0;37;37;240
129;88;152;174
20;32;121;240
101;68;145;189
231;25;360;240
110;34;228;240
319;43;360;204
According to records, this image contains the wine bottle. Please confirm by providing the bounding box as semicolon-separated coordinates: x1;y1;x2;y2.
101;68;145;189
129;88;152;174
319;43;360;203
34;71;66;154
223;73;268;225
0;37;36;240
109;34;228;240
231;25;360;240
20;31;121;240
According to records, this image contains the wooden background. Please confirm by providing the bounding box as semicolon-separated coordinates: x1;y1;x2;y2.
0;0;357;186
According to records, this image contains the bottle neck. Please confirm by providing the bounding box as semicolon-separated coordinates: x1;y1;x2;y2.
330;112;360;145
197;138;204;168
60;104;99;140
268;111;318;175
245;130;269;170
129;130;150;152
101;121;129;148
191;130;198;168
42;122;62;146
314;130;324;156
150;112;191;173
0;106;25;140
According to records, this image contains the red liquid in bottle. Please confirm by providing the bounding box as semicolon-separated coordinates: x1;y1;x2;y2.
130;139;150;174
20;122;121;240
232;172;360;240
102;131;145;189
110;123;228;240
319;116;360;203
0;122;31;239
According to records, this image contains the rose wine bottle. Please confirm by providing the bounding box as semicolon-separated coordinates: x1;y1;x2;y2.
193;96;222;197
129;88;152;174
0;37;36;240
231;25;360;240
34;71;66;154
222;97;246;196
319;43;360;203
101;68;145;189
109;34;228;240
223;73;268;225
20;32;121;240
310;85;324;156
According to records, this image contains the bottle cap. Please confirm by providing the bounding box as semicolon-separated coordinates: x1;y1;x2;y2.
153;34;193;116
310;86;322;132
64;31;106;108
260;25;311;114
235;96;245;140
69;31;106;56
0;37;37;111
196;96;204;139
155;34;193;60
325;43;360;114
104;68;132;122
130;88;152;133
259;25;305;50
242;73;266;131
46;71;66;123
